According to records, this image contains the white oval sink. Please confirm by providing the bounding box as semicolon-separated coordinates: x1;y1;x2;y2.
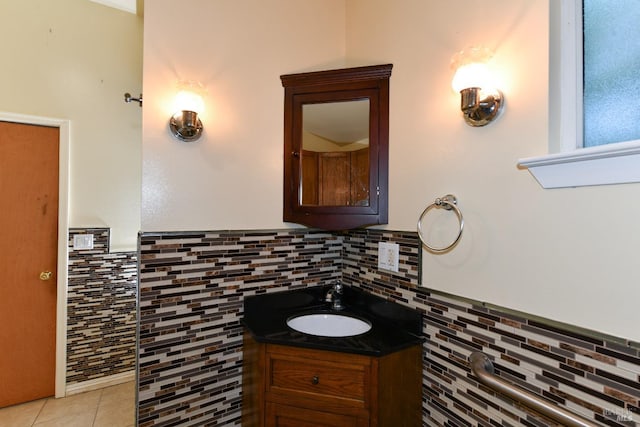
287;313;371;337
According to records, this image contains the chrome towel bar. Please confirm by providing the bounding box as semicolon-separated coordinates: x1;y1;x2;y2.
469;352;599;427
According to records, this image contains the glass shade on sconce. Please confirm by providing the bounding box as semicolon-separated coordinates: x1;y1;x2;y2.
451;47;504;127
169;89;205;142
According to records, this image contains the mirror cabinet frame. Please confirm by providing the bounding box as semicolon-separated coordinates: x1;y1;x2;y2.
281;64;393;230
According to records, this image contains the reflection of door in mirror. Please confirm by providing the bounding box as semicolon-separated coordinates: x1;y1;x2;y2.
301;100;369;206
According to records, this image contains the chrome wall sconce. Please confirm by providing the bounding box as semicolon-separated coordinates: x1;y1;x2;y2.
451;47;504;127
169;83;205;142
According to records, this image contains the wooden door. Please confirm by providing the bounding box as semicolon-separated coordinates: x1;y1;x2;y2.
301;150;319;205
318;152;350;206
350;148;369;206
0;121;59;407
266;403;368;427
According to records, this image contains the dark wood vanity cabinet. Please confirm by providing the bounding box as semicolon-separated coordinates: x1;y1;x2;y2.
242;332;422;426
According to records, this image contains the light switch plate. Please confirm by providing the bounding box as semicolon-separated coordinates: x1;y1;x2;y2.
378;242;399;272
73;234;94;250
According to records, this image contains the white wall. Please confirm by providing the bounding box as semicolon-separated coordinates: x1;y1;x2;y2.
348;0;640;342
0;0;142;251
142;0;640;342
141;0;346;231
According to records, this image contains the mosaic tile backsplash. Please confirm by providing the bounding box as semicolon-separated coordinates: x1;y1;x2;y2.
420;294;639;426
67;228;137;385
137;228;639;426
137;230;341;426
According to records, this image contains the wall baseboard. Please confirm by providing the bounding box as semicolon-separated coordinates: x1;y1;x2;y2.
65;371;135;396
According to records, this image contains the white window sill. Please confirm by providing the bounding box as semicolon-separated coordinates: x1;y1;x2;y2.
517;139;640;188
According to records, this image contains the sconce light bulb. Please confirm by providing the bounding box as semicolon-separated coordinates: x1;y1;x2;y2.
451;62;494;93
174;90;205;114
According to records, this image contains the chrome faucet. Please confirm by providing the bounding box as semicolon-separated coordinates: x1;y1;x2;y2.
325;281;344;311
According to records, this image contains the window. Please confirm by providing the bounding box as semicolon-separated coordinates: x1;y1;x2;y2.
584;0;640;148
518;0;640;188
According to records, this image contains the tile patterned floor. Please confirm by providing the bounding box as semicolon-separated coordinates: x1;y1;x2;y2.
0;381;135;427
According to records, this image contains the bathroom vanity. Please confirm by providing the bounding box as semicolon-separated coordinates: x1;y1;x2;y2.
241;285;423;426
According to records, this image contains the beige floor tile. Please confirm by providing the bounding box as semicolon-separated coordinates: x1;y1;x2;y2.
33;411;96;427
0;381;135;427
99;382;134;406
0;398;46;427
35;389;101;424
93;399;135;427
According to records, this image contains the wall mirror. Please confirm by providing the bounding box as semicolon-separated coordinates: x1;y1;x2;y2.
301;99;370;207
281;64;392;230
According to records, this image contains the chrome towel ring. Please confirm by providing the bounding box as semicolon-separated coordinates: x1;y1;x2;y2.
417;194;464;253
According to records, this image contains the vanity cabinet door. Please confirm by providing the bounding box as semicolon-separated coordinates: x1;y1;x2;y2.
266;403;368;427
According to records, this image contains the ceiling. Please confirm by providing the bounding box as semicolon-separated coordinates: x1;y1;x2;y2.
89;0;139;15
304;100;370;144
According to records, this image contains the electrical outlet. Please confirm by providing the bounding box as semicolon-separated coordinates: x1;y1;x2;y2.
73;234;94;250
378;242;399;272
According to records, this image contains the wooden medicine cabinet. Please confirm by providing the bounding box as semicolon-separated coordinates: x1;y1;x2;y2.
281;64;392;230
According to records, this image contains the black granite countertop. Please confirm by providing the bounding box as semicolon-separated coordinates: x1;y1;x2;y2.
242;284;424;356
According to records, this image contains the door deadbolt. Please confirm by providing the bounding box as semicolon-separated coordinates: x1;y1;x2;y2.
39;271;53;281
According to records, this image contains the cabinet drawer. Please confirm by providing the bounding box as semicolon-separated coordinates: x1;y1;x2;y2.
265;345;371;408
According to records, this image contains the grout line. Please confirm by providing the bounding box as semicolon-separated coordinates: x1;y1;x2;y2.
31;398;49;427
90;388;104;427
32;397;49;426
